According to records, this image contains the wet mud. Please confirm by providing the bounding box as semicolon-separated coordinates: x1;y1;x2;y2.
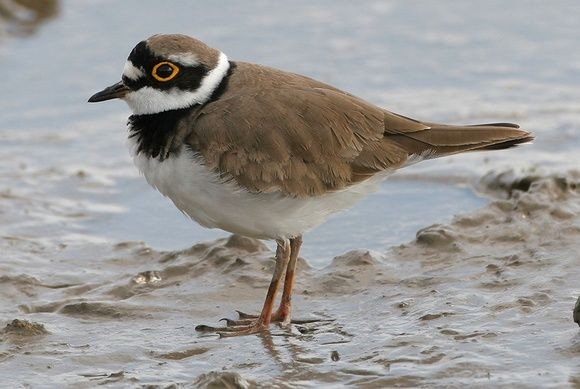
1;171;579;387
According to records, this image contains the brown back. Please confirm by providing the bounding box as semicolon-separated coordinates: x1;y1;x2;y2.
186;62;532;197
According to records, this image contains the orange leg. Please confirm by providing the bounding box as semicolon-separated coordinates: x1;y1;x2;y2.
271;235;303;324
196;239;290;337
231;236;319;326
255;238;291;327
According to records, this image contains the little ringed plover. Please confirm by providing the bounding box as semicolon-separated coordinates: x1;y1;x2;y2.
89;34;533;336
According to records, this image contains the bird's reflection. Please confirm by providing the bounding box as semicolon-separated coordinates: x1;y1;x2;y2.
255;321;349;383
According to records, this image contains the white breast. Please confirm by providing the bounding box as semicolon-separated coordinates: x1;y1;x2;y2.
129;141;387;240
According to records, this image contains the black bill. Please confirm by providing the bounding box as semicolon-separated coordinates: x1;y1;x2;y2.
88;81;130;103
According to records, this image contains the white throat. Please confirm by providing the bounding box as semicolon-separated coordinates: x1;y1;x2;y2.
123;52;230;115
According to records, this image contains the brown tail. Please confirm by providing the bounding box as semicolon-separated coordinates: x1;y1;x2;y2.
388;122;534;158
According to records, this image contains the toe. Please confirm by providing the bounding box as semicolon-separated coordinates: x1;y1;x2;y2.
220;317;256;327
195;324;223;332
217;323;267;337
235;310;258;319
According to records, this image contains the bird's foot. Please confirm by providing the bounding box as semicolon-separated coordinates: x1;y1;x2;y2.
195;315;269;337
195;309;326;337
229;309;323;325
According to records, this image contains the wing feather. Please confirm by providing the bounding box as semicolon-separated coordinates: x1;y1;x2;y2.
187;87;416;196
185;67;532;197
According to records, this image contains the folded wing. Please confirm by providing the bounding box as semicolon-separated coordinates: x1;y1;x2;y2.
187;87;532;197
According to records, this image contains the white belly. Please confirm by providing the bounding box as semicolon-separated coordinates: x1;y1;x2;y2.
130;143;386;240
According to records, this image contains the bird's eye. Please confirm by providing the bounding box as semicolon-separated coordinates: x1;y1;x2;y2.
151;62;179;82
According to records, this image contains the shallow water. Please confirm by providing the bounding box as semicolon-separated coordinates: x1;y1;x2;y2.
1;1;579;387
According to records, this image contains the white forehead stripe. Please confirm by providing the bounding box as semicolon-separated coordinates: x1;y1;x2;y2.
123;61;144;81
123;52;230;115
167;53;199;67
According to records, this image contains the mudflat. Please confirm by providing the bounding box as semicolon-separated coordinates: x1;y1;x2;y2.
1;1;579;387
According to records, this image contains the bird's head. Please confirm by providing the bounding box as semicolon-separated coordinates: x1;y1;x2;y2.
88;34;230;114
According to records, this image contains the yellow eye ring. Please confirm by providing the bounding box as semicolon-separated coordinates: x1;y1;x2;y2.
151;61;179;82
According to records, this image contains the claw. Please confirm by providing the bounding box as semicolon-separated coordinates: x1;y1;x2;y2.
236;310;258;319
195;324;222;332
220;317;255;327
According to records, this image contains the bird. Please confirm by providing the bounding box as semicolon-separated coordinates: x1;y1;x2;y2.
88;34;533;336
